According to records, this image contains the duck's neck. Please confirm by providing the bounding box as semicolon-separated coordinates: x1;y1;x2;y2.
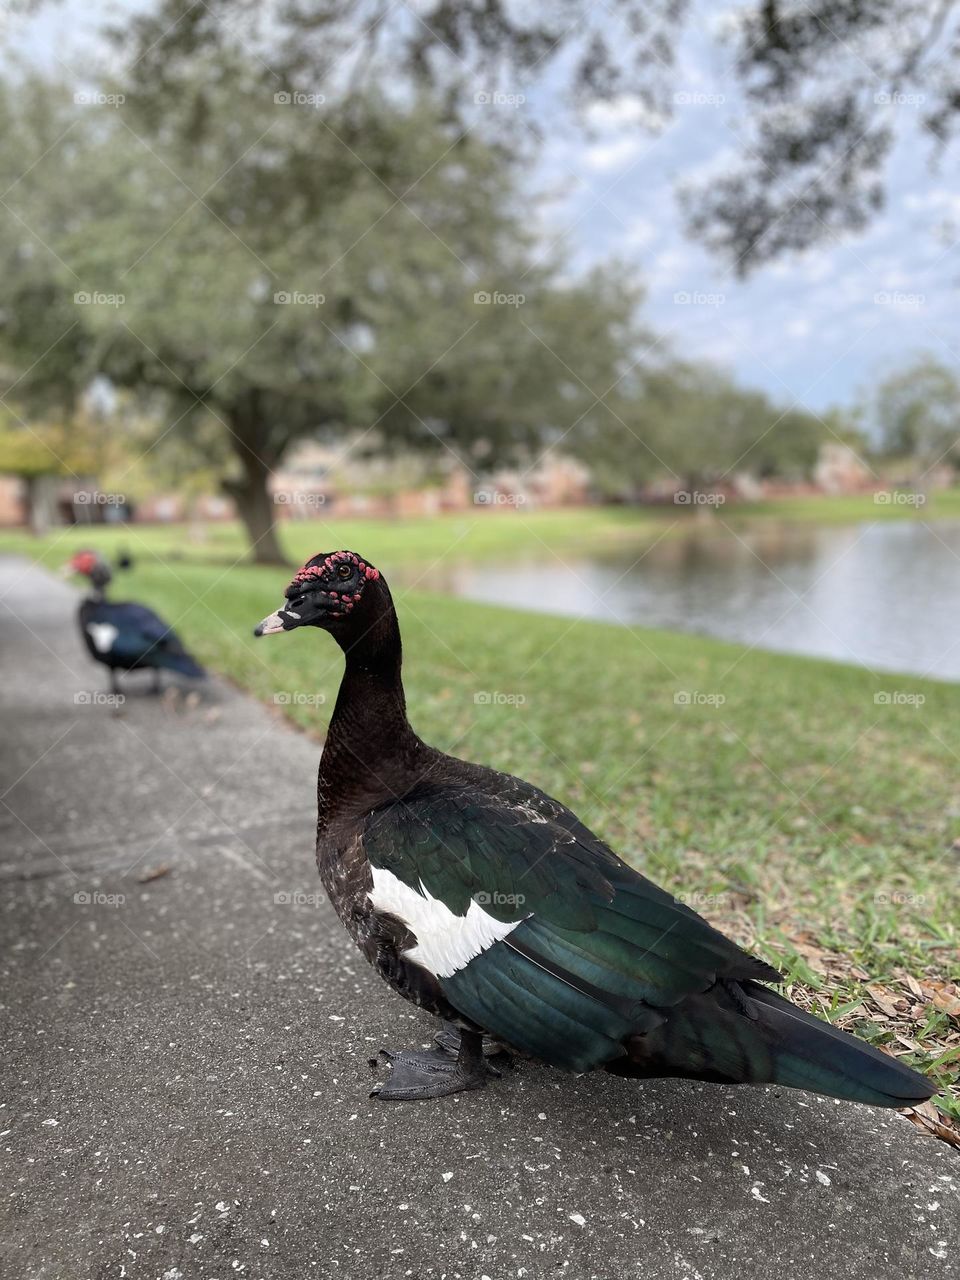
317;600;424;828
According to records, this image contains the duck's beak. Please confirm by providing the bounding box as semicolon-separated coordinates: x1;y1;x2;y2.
253;603;300;636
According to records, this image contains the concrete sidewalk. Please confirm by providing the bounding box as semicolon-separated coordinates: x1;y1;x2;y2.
0;554;956;1280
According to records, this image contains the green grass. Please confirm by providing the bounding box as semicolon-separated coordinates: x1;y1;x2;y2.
5;515;959;1129
731;487;960;524
0;507;667;571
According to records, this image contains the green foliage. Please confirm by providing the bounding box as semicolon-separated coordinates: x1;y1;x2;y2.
0;60;646;556
872;356;960;471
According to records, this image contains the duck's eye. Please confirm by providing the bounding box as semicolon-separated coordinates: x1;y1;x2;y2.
337;564;352;581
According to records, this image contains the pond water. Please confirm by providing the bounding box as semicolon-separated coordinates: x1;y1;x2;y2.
439;520;960;681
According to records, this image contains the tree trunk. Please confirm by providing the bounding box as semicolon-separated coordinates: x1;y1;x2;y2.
223;446;288;566
219;391;290;565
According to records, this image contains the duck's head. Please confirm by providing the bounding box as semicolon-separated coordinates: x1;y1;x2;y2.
63;549;112;589
254;549;386;640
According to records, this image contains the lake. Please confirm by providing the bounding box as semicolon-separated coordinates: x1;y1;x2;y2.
439;519;960;681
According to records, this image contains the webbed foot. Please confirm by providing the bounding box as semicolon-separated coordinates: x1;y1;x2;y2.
372;1029;490;1101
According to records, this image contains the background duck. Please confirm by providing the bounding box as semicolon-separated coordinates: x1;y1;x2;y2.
67;549;206;695
255;548;934;1109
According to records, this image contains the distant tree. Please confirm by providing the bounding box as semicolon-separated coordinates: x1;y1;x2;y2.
873;356;960;481
0;63;646;561
580;361;828;497
105;0;960;274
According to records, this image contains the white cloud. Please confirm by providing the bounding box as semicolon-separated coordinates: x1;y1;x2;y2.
623;217;659;250
585;96;667;132
583;136;645;173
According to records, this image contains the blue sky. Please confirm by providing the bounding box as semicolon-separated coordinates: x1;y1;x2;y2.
8;0;960;416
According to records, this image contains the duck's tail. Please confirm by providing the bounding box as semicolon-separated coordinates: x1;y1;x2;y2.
617;980;934;1108
157;649;207;679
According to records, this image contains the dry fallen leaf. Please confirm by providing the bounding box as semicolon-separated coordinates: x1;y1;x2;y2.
932;989;960;1019
867;985;902;1018
138;864;172;884
903;1101;960;1149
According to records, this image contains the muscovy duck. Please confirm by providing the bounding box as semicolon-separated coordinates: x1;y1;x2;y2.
254;549;934;1107
67;550;206;694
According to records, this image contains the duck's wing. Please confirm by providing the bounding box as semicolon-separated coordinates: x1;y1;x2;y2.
95;602;205;676
360;777;779;1072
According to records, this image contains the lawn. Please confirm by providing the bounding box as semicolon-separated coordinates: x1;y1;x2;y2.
4;516;959;1139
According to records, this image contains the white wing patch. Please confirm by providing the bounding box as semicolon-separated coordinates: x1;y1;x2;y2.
369;865;525;978
86;622;119;653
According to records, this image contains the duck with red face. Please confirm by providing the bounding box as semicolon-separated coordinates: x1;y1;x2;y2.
65;549;206;696
255;548;934;1108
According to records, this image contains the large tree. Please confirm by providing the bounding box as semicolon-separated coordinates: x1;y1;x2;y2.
0;62;646;560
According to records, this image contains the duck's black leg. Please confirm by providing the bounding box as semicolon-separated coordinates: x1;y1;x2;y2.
150;668;162;695
372;1028;489;1101
109;669;120;698
434;1020;511;1067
